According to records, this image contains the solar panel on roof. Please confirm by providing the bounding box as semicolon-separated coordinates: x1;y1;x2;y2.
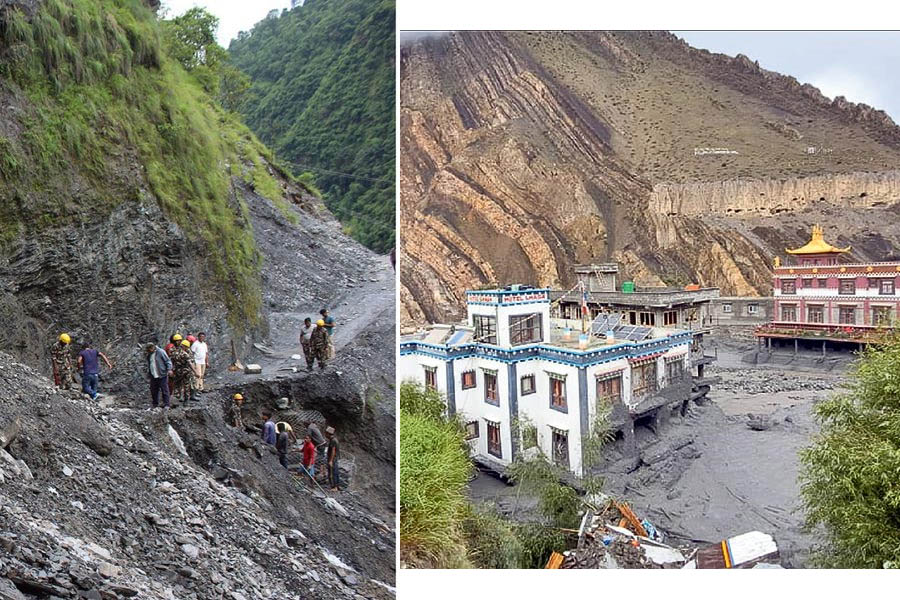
613;324;653;341
590;313;623;336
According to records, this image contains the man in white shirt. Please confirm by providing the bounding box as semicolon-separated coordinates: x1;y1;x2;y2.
191;332;210;391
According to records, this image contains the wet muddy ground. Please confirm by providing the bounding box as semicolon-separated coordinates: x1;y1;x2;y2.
469;334;854;567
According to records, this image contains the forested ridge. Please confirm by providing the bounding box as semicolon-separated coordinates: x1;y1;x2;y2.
229;0;395;253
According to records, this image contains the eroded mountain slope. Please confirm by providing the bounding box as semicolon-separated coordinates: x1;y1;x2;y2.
400;31;900;324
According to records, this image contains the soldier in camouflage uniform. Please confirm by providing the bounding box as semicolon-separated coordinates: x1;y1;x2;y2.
51;334;74;390
309;320;329;370
170;340;196;404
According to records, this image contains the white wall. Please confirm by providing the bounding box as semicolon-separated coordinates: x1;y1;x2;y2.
517;361;584;475
450;355;511;464
398;352;446;396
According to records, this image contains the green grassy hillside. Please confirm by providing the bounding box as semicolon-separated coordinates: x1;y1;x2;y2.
0;0;293;329
228;0;395;253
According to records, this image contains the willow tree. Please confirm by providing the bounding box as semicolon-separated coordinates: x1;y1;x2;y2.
800;334;900;568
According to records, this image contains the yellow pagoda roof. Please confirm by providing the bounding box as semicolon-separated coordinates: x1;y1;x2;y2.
785;225;850;255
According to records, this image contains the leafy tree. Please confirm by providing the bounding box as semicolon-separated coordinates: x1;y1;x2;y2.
800;333;900;567
162;8;248;108
163;7;221;72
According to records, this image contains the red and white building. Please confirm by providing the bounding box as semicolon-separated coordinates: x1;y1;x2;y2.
757;225;898;345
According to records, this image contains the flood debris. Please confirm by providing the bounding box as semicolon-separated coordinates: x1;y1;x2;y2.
559;497;781;569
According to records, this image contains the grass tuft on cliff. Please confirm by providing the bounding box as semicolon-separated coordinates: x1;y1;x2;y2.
0;0;295;330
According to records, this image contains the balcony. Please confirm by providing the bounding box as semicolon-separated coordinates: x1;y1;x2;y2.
755;322;892;344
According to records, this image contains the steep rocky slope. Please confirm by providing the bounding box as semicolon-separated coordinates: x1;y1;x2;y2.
0;353;395;600
399;31;900;324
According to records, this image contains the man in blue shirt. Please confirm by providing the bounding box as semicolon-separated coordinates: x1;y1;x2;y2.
77;341;112;401
261;411;276;446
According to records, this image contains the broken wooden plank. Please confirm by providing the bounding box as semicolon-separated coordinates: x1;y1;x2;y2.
545;552;565;569
616;501;649;537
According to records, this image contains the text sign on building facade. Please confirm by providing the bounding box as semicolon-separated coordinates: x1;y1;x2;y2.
500;290;549;304
467;289;550;305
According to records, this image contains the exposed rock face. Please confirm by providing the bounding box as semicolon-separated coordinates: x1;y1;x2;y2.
400;31;900;325
649;171;900;217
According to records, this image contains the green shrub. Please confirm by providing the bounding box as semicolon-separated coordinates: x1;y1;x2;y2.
513;522;569;569
800;332;900;567
399;411;472;568
399;380;446;421
461;506;523;569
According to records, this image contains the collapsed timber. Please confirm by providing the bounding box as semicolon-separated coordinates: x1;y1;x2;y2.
548;496;780;569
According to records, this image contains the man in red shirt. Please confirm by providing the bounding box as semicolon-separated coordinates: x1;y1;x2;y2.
301;434;317;483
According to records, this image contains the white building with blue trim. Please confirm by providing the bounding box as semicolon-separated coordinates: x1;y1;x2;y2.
399;286;695;477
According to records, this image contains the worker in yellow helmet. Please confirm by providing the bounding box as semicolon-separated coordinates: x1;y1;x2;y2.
227;393;245;429
51;333;74;389
309;319;329;371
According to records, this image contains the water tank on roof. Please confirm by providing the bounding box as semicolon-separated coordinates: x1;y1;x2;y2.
622;281;635;293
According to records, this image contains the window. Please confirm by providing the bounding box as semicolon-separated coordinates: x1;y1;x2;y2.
839;279;856;295
747;303;759;315
818;278;827;288
665;357;684;384
461;370;476;389
781;280;796;295
781;304;797;322
596;373;623;407
873;306;892;326
881;279;895;295
487;421;502;458
424;366;437;390
549;374;566;412
802;278;813;288
551;428;569;470
663;311;677;326
520;374;535;396
631;360;658;400
838;306;856;325
722;303;733;314
509;313;543;346
473;314;497;344
807;305;824;324
484;370;498;405
465;421;479;440
639;312;655;326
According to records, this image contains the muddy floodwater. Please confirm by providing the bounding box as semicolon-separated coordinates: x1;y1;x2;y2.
469;336;853;568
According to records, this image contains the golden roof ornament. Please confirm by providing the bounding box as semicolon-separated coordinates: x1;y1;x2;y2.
785;224;850;255
773;256;781;268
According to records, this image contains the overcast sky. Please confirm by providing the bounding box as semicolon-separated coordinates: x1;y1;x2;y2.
676;31;900;122
161;0;292;47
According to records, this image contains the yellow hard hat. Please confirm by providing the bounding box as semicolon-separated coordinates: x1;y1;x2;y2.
172;334;183;342
233;393;243;401
181;339;191;347
58;333;71;344
316;319;325;327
